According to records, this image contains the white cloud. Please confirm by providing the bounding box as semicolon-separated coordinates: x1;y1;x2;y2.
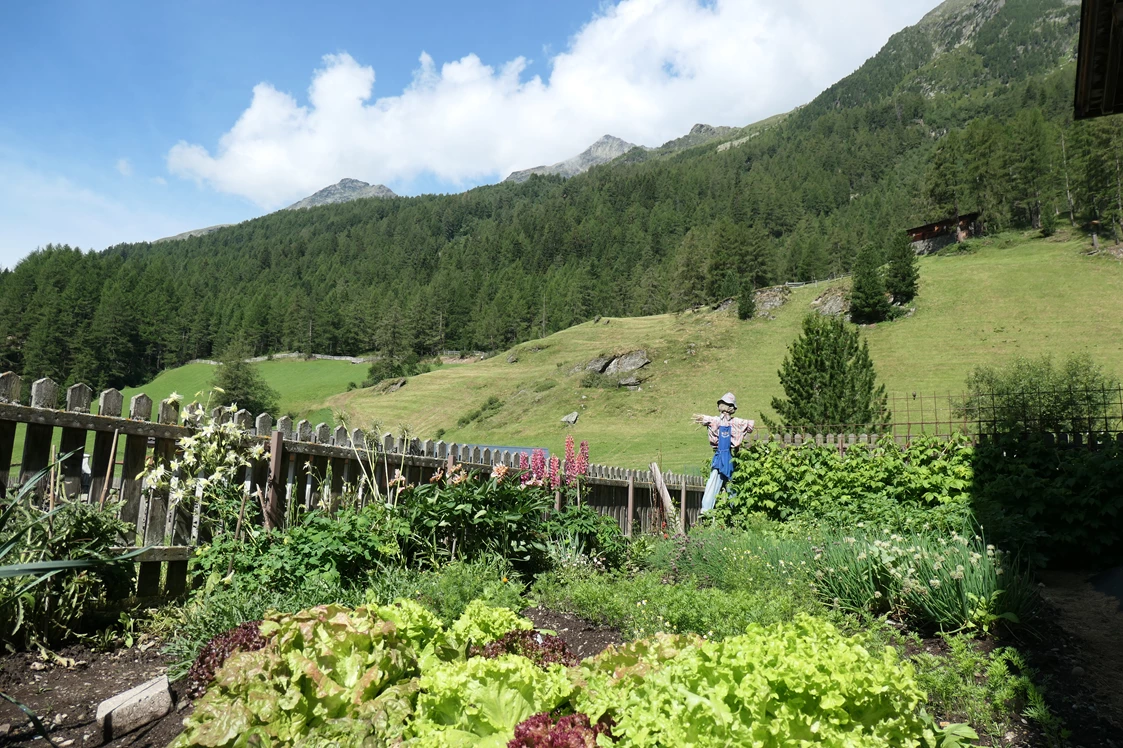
151;176;167;186
115;158;133;177
168;0;937;209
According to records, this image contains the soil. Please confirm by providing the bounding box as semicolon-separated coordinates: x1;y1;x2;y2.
520;607;623;660
1027;569;1123;746
0;644;190;748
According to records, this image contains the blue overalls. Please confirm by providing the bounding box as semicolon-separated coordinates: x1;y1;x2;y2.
701;420;733;512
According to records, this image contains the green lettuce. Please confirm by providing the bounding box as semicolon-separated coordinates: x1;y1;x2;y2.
573;614;936;748
172;605;419;748
407;654;573;747
449;599;533;648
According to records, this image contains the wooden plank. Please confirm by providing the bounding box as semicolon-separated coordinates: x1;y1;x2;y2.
20;378;60;490
0;372;20;497
139;398;180;597
88;389;123;505
254;413;273;437
649;463;676;528
109;546;193;563
59;383;93;499
265;431;285;530
679;477;687;534
0;400;192;441
626;473;635;538
119;395;153;545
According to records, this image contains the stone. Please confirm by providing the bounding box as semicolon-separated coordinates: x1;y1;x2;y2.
618;375;641;387
754;286;791;315
604;350;649;376
96;675;173;741
385;378;407;393
1072;665;1086;677
507;353;519;364
810;286;849;317
561;412;580;426
585;356;612;373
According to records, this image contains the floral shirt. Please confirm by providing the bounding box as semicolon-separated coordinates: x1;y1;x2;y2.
701;414;755;449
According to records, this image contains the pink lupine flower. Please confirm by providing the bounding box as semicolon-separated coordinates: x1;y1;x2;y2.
564;436;577;485
530;449;546;481
548;455;562;490
519;452;531;485
577;440;590;476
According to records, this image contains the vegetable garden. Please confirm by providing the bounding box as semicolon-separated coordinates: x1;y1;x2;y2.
2;394;1123;746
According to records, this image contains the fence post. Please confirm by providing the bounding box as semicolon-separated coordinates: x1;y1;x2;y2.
120;394;152;544
60;383;92;498
679;476;687;534
88;389;122;504
20;378;59;490
265;430;285;531
626;472;635;538
0;372;20;497
138;397;180;597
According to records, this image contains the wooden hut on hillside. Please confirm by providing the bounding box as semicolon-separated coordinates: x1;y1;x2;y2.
906;212;982;255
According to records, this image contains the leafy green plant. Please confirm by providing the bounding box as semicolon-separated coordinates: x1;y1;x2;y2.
719;434;975;532
812;529;1035;633
457;395;504;427
398;465;552;569
542;504;627;569
572;614;954;747
910;635;1067;745
1;468;137;649
172;604;421;748
531;567;815;641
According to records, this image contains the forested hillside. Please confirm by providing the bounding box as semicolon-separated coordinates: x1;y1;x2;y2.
0;0;1101;392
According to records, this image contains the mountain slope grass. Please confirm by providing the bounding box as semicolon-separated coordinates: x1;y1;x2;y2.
96;230;1123;473
327;231;1123;472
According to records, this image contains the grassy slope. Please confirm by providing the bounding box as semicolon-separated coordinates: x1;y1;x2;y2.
326;232;1123;472
119;359;369;424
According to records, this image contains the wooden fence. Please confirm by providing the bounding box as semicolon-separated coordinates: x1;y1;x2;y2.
0;372;707;599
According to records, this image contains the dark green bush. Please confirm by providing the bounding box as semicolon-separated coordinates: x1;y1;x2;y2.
457;396;504;427
972;432;1123;567
541;504;627;569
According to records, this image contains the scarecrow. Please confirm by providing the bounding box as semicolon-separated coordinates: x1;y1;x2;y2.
692;392;754;512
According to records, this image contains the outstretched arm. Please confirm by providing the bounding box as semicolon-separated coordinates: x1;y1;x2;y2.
691;414;708;425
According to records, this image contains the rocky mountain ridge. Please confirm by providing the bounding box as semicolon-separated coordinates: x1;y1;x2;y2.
285;178;397;210
504;135;639;183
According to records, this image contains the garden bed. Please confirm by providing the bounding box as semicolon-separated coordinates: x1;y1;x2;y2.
0;644;190;747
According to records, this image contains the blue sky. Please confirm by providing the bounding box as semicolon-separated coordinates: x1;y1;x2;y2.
0;0;938;267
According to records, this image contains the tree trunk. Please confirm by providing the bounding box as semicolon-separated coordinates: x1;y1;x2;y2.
1060;129;1077;226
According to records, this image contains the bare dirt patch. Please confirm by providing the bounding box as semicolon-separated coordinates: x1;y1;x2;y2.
0;644;189;747
521;607;623;660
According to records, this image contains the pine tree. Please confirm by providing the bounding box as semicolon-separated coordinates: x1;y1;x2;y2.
768;314;891;433
884;230;919;304
738;277;756;321
211;338;280;416
849;244;890;324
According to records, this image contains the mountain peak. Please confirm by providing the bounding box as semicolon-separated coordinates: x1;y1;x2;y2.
285;179;397;210
504;135;639;183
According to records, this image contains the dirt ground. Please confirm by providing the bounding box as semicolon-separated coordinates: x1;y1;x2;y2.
520;606;624;660
0;645;190;748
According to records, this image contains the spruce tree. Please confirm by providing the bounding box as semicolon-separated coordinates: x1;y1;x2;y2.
848;244;890;324
884;230;919;304
211;338;280;416
738;277;756;320
769;314;891;433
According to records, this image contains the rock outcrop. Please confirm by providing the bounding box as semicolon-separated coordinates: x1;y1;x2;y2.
286;179;396;210
505;135;639;183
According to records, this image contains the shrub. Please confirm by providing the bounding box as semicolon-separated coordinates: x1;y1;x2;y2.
572;615;945;747
972;432;1123;566
737;277;756;320
542;504;627;569
190;501;408;591
885;229;920;304
398;466;552;569
578;371;616;389
0;495;134;649
401;556;526;625
457;395;504;427
955;353;1121;434
812;529;1036;634
211;339;280;416
720;434;975;532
